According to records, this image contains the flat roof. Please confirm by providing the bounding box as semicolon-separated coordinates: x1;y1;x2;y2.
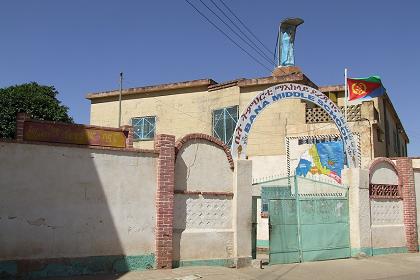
86;79;216;100
87;72;317;100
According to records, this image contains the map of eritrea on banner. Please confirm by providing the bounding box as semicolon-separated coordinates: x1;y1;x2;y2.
347;76;385;101
295;141;345;184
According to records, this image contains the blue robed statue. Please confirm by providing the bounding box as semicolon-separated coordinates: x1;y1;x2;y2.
278;18;304;67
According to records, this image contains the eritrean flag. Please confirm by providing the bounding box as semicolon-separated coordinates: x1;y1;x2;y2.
347;76;385;101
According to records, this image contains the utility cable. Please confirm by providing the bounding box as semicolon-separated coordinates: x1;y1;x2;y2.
208;0;275;66
184;0;273;72
218;0;278;61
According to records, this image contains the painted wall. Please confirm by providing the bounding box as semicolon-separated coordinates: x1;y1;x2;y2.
249;155;287;180
174;139;234;263
369;161;406;251
370;162;399;185
370;199;406;249
255;198;268;247
0;141;157;261
90;86;240;150
90;84;386;178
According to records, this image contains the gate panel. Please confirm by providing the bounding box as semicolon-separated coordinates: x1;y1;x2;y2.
269;199;300;264
299;197;350;261
268;177;350;264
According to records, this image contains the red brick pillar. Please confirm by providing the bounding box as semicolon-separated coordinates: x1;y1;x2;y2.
154;134;175;268
121;125;134;148
396;158;419;252
16;112;29;141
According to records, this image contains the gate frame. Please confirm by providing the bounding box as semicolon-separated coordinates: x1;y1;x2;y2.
268;175;350;264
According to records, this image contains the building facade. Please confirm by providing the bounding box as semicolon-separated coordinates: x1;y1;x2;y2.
87;66;409;179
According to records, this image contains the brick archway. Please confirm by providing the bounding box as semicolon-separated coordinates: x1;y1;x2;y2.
175;133;234;170
369;157;400;179
368;157;402;198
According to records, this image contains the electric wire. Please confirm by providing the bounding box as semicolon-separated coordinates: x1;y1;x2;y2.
274;29;279;64
207;0;275;66
184;0;273;72
218;0;278;61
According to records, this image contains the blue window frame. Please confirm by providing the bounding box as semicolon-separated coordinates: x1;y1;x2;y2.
212;106;238;147
132;116;156;140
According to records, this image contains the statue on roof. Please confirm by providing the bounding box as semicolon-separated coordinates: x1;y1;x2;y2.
278;18;304;67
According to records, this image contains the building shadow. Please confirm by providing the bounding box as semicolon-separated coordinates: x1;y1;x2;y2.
0;139;156;279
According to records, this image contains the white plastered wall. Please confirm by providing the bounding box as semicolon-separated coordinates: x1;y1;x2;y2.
0;141;157;260
174;140;234;262
370;161;405;250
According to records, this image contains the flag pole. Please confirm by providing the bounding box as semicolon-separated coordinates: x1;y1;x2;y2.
344;68;348;122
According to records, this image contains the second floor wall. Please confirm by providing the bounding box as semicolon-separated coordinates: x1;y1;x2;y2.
89;83;408;163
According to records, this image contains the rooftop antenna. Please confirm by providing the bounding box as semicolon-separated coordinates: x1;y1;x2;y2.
277;18;304;67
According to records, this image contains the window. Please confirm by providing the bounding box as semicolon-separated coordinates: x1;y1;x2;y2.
132;116;156;140
212;106;238;147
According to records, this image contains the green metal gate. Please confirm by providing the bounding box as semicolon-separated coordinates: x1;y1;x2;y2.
269;176;350;264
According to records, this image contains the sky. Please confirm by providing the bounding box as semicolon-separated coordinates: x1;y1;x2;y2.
1;0;419;155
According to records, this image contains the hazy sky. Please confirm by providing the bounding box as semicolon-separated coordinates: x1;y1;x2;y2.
1;0;419;155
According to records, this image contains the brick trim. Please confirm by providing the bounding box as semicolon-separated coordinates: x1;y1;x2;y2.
396;158;419;253
16;112;30;141
369;157;403;197
175;133;234;170
369;157;399;175
121;125;134;148
154;134;176;269
0;138;157;154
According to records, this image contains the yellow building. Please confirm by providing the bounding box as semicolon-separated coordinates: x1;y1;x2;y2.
87;66;408;179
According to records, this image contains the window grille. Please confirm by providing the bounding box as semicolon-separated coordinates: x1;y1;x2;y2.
212;106;238;147
305;104;361;123
369;184;401;199
132;116;156;140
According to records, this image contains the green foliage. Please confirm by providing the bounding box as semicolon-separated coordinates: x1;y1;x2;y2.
0;82;73;138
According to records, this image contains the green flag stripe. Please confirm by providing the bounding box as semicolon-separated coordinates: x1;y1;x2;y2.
350;76;382;84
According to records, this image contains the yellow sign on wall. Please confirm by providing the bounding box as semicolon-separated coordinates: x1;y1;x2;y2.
23;121;127;148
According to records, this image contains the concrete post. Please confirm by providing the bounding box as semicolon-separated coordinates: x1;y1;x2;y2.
342;168;372;256
233;159;252;267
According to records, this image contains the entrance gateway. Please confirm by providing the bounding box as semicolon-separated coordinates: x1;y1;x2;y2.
231;83;357;264
231;83;359;168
